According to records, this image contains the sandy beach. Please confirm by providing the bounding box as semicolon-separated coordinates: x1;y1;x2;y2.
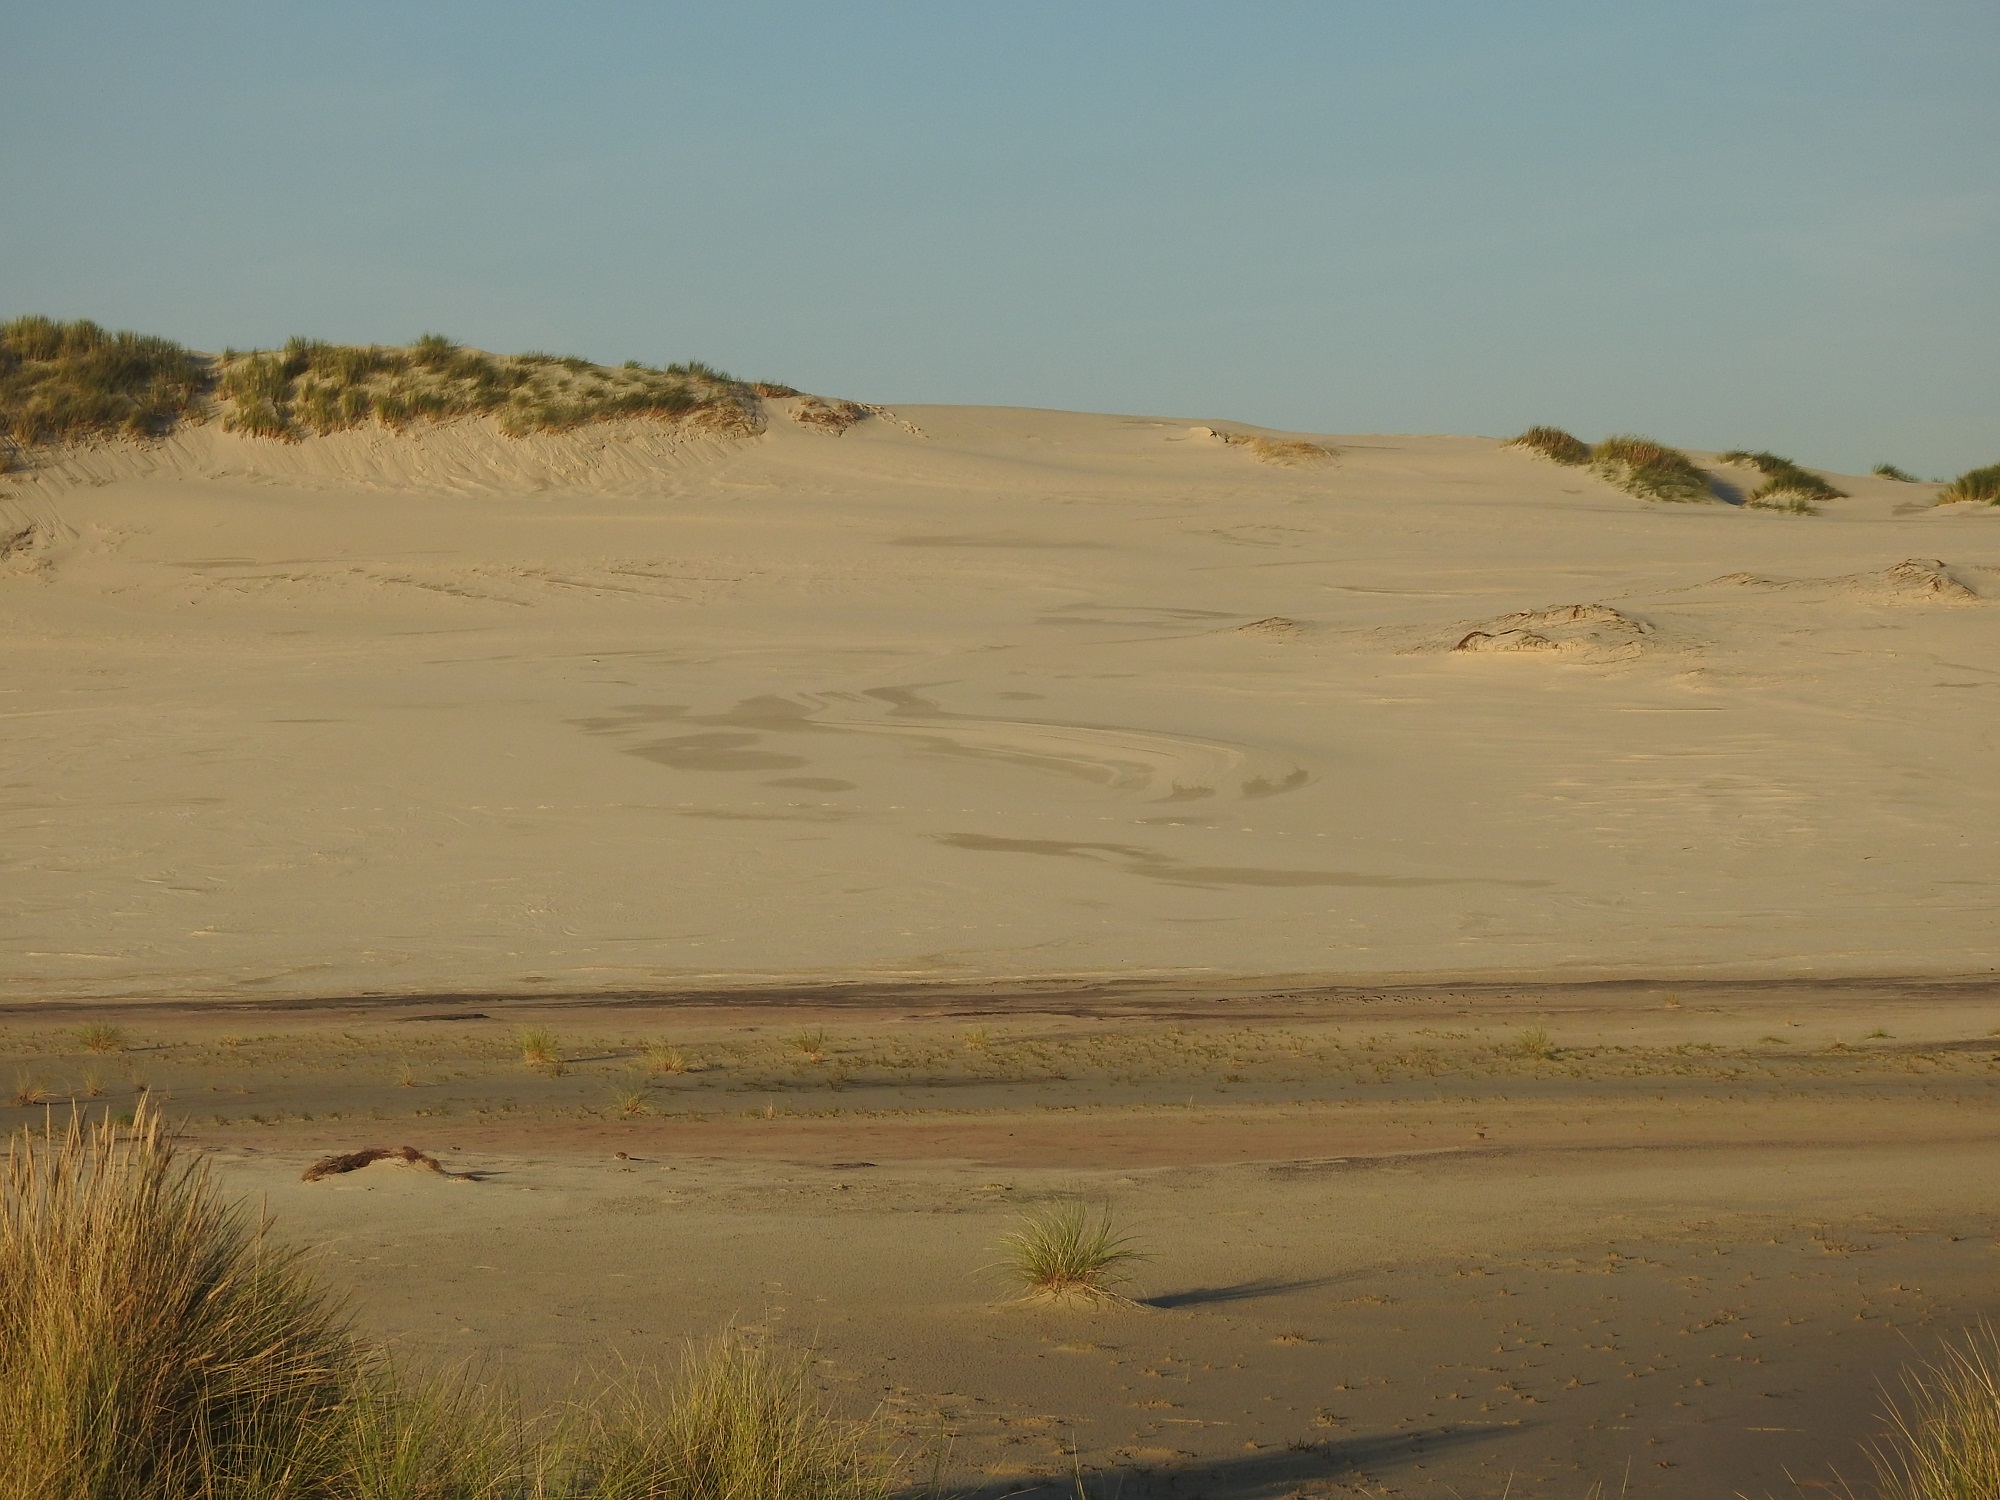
4;403;1999;1494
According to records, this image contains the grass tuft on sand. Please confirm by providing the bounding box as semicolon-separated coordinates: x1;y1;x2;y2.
1001;1201;1145;1306
1719;449;1845;514
1590;435;1714;503
517;1026;563;1074
1937;463;2000;506
0;1100;904;1500
74;1023;127;1054
1506;425;1591;466
1873;462;1921;482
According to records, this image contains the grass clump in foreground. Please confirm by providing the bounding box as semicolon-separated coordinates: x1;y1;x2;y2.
1505;425;1591;466
1719;449;1845;514
1001;1201;1145;1306
0;1101;901;1500
0;316;209;452
1590;434;1714;503
1860;1323;2000;1498
1937;463;2000;505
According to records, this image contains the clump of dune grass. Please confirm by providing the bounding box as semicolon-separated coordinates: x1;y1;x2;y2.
1001;1201;1145;1306
1219;431;1338;466
1719;449;1845;513
74;1023;127;1054
0;1101;366;1499
1;1099;906;1500
643;1040;689;1076
1937;463;2000;506
563;1330;897;1500
789;1029;830;1064
0;316;209;449
1514;1026;1556;1061
611;1087;653;1119
517;1025;563;1074
10;1075;49;1108
1873;462;1920;482
1590;435;1713;503
1505;425;1591;466
1853;1323;2000;1498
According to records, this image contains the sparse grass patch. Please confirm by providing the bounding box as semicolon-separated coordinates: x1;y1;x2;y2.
1937;463;2000;506
1514;1026;1556;1061
790;1029;830;1064
1506;425;1591;466
1873;462;1920;482
518;1026;563;1074
74;1023;126;1054
611;1087;652;1118
1719;449;1843;513
642;1040;689;1076
789;397;869;434
10;1075;48;1108
1001;1201;1144;1305
1591;435;1713;503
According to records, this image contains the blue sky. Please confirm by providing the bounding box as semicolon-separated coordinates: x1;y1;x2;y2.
6;2;1995;473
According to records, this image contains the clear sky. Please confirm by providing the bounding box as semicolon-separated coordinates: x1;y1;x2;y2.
6;2;1995;474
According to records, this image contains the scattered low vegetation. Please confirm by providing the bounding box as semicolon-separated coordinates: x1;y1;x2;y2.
1873;462;1920;482
0;1103;904;1500
1514;1026;1557;1061
219;334;760;442
1505;425;1591;466
74;1023;127;1054
0;316;209;452
1937;463;2000;506
790;1029;830;1064
1219;431;1338;466
1001;1201;1144;1305
1720;449;1845;513
1590;434;1714;503
643;1040;689;1076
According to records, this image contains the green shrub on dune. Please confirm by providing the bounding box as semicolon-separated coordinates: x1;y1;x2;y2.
0;317;209;448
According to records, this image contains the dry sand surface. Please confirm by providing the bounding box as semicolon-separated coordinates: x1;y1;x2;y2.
2;404;1995;998
4;404;1999;1494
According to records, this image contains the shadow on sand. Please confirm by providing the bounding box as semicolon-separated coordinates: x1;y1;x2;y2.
1140;1277;1338;1309
940;1422;1519;1498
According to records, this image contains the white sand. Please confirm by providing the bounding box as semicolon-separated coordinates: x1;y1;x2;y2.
2;406;1994;1002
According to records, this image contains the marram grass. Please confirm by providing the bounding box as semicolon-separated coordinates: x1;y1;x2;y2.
1590;435;1714;503
1000;1201;1145;1306
1719;448;1844;513
1505;425;1591;466
1856;1323;2000;1499
1937;463;2000;506
0;1101;904;1500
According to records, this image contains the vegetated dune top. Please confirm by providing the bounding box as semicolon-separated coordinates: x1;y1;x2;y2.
1;401;1994;1004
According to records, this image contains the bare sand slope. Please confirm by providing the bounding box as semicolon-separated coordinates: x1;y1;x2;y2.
2;407;1995;1001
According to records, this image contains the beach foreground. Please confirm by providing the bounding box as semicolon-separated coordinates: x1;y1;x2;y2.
6;981;1997;1497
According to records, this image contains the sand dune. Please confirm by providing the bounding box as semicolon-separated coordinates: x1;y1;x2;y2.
1;405;1993;1002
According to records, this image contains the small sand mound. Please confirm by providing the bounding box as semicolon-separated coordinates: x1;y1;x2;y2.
1220;432;1338;467
1229;616;1309;638
790;397;870;435
1685;559;1979;604
1447;603;1653;660
302;1145;454;1182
